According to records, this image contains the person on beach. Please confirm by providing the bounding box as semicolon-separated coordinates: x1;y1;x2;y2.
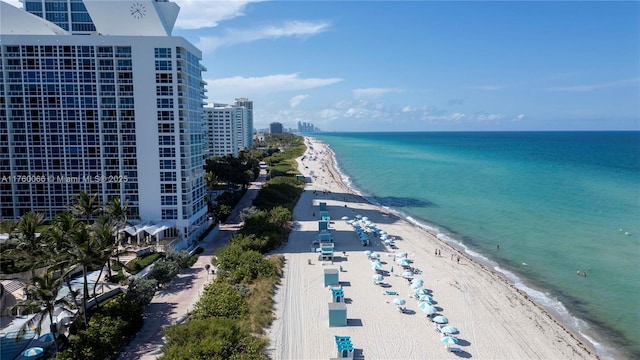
435;249;438;256
456;254;461;264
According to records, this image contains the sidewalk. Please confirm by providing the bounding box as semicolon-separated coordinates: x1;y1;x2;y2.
119;172;266;360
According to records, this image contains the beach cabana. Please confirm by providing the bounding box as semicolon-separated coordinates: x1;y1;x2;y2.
319;202;327;212
319;221;329;231
331;288;345;303
324;268;339;287
328;302;348;327
320;211;330;220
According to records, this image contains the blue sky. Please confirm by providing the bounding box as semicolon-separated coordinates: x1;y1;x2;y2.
8;0;640;131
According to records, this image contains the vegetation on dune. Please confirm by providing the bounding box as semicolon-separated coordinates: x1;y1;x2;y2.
160;134;305;358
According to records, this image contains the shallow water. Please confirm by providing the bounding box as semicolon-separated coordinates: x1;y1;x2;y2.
310;131;640;359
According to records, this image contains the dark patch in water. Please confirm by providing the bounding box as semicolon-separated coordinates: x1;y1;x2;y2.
372;196;436;208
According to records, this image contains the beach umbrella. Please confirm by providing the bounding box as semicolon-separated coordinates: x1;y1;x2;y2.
433;315;449;324
401;271;414;278
411;278;423;285
384;239;392;245
373;274;384;283
22;347;44;357
36;333;55;343
415;288;429;296
390;266;394;273
410;280;423;289
441;336;459;345
392;298;406;306
356;214;362;219
419;303;437;315
370;252;381;259
341;216;349;220
379;230;387;235
418;294;433;302
371;262;382;271
397;259;411;266
441;326;459;335
362;217;369;221
364;250;372;256
397;252;407;258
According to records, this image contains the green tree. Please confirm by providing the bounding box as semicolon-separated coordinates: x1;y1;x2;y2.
9;271;75;350
148;259;179;287
124;278;158;306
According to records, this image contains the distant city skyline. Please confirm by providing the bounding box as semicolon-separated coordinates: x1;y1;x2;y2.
4;0;639;131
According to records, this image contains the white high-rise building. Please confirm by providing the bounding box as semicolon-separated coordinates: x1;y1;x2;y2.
0;0;208;247
204;99;252;157
234;97;253;149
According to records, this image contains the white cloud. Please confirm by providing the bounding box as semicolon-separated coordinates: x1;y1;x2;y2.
352;87;404;98
205;73;342;101
174;0;263;29
547;78;640;92
402;106;415;113
516;114;526;120
196;20;330;53
289;94;309;108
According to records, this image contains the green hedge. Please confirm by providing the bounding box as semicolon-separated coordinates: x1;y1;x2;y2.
126;253;162;275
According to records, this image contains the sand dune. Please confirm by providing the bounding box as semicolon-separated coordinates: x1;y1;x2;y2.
266;138;598;360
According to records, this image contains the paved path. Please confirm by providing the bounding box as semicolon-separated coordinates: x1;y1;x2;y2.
119;172;266;360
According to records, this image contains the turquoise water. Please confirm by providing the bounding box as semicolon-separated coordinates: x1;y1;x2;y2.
310;131;640;359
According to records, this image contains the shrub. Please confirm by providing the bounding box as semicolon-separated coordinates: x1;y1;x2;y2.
160;318;267;360
125;278;158;306
191;282;248;320
126;253;162;275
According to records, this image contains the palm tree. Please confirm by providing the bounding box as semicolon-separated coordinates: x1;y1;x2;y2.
10;212;47;277
105;197;129;270
46;212;82;311
66;222;102;326
91;214;116;299
9;270;75;351
70;191;100;224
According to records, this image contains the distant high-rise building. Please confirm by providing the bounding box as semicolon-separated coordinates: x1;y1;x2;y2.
234;98;253;148
204;99;253;157
0;0;208;248
297;121;315;132
270;122;284;134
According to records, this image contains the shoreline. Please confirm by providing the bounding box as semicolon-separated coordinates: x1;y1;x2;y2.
320;136;619;359
321;137;606;358
267;137;600;360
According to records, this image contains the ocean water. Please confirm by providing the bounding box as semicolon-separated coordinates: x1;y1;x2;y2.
309;131;640;359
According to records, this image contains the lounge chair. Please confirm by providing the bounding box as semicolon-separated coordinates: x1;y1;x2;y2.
384;290;398;295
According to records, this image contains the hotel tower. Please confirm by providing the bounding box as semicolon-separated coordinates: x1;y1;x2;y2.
0;0;209;247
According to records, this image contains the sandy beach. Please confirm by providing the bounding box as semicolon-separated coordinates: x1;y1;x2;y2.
266;137;599;360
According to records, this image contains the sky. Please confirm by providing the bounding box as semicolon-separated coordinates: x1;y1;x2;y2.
6;0;640;132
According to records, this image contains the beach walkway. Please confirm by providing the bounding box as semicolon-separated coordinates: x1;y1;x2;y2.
118;171;266;360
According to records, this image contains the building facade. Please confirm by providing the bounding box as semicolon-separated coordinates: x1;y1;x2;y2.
204;98;252;158
0;0;208;247
269;122;284;134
